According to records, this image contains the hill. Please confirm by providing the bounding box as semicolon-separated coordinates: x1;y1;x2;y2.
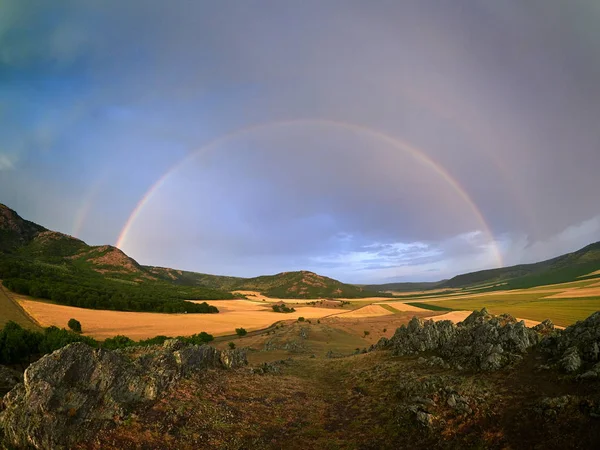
146;266;386;299
439;241;600;289
364;241;600;293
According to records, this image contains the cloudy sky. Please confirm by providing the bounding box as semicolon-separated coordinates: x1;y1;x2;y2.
1;1;599;283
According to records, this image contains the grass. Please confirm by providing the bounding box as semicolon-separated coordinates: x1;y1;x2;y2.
425;294;600;327
0;285;41;330
405;302;454;312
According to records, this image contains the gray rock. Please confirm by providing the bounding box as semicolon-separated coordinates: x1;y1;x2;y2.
560;347;582;373
0;342;247;449
415;411;435;427
381;308;542;371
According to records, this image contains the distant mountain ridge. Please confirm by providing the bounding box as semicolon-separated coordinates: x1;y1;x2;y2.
365;241;600;292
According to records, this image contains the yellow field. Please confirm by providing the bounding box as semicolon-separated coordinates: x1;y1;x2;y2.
333;304;393;318
18;299;340;340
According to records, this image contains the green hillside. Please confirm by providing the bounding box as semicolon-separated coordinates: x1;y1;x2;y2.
239;270;389;299
440;242;600;290
146;266;388;299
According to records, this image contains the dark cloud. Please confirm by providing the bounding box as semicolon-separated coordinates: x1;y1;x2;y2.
1;0;599;282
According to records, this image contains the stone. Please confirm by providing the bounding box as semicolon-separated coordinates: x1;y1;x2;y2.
381;308;542;371
560;347;582;373
0;342;247;449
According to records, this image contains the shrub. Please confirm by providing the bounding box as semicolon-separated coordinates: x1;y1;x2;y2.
363;330;370;337
228;342;236;349
297;317;305;322
67;318;82;333
235;327;247;337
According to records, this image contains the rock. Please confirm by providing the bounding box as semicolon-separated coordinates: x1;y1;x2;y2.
533;319;555;335
382;308;541;371
0;342;247;449
220;348;248;369
0;366;22;395
560;347;582;373
415;411;435;427
299;327;309;340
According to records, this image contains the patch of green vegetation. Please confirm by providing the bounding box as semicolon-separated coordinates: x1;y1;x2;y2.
0;321;215;365
405;302;454;311
271;304;295;313
379;304;401;313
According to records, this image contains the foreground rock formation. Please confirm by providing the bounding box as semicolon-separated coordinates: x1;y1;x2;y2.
375;308;553;370
0;341;246;449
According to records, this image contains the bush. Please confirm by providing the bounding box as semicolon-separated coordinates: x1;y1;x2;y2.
363;330;370;337
297;317;305;322
67;318;82;333
228;342;236;349
272;304;295;313
235;327;247;337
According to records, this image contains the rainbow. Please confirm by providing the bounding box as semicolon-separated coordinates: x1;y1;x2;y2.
115;119;503;267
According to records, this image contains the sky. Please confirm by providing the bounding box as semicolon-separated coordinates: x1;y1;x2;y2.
1;1;599;284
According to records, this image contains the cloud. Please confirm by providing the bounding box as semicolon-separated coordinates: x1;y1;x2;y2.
1;1;599;282
0;153;15;171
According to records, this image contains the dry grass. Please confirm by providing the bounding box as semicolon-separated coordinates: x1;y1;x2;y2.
543;286;600;299
332;304;393;318
18;299;339;340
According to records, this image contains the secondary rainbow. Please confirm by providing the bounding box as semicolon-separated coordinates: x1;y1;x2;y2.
115;119;503;267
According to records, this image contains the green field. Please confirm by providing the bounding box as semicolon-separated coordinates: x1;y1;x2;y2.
424;293;600;327
0;286;41;330
405;302;454;312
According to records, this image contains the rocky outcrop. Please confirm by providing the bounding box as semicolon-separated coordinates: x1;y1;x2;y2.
376;308;547;371
0;341;246;449
541;311;600;374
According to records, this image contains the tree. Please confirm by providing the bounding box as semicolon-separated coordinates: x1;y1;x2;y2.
363;330;370;338
297;317;305;322
68;318;82;333
228;342;236;349
235;327;247;337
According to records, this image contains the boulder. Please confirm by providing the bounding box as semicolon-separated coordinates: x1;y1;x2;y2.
0;342;247;449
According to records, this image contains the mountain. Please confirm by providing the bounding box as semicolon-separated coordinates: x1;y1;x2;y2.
439;241;600;290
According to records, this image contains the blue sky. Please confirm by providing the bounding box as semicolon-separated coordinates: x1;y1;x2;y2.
1;1;599;283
